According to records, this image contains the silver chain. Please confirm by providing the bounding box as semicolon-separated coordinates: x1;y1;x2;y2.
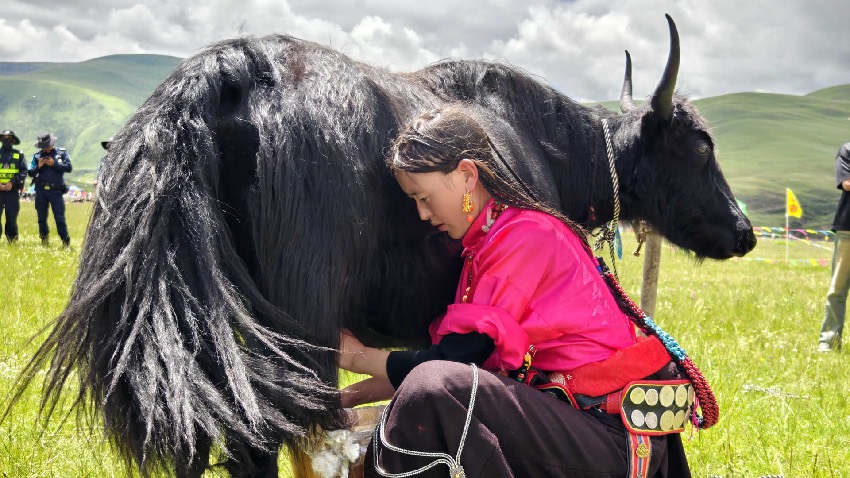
593;118;620;280
373;364;480;478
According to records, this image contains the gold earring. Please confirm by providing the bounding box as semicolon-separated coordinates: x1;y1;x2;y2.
462;191;474;223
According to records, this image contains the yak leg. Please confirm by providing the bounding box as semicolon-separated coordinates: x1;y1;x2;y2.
222;438;280;478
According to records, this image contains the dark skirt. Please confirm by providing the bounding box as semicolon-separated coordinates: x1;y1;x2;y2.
365;361;690;478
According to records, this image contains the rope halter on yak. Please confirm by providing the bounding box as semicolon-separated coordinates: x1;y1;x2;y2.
593;118;622;280
591;119;716;427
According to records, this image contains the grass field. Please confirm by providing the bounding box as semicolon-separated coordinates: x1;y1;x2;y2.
1;202;848;477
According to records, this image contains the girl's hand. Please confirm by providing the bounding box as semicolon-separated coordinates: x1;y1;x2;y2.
339;329;367;372
338;329;390;378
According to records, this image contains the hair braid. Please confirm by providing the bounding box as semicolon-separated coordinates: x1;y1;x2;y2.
600;267;719;429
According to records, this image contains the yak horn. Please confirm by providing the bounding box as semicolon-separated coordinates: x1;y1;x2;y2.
620;51;636;113
650;14;680;121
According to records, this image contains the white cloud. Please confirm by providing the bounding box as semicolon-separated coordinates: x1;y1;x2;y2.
344;16;439;69
0;19;33;58
481;0;850;100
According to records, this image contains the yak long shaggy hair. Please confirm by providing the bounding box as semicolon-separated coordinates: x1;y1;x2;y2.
9;15;754;478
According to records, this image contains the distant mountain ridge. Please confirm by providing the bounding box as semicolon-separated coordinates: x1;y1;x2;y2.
696;87;850;229
0;54;182;185
0;54;847;227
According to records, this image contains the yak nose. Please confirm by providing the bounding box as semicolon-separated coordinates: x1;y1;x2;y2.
734;228;757;256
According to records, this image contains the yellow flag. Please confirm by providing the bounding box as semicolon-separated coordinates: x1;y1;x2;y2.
786;188;803;218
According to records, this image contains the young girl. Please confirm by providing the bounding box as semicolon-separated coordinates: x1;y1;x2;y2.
339;106;712;477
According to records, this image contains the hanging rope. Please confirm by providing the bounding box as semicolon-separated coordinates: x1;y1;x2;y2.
592;118;621;280
373;364;480;478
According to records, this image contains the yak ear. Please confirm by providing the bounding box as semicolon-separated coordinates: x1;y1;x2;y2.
650;14;680;121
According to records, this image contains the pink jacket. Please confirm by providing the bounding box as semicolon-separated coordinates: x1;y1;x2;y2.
429;199;637;372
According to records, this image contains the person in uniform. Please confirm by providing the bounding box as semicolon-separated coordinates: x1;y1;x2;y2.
28;132;72;247
0;130;28;242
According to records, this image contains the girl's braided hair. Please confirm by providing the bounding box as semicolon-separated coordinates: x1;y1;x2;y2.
389;106;589;246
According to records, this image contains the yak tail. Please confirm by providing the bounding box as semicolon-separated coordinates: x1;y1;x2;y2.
6;37;342;476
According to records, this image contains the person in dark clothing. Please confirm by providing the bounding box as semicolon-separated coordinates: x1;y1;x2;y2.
0;130;28;242
819;139;850;352
338;107;717;477
28;132;72;247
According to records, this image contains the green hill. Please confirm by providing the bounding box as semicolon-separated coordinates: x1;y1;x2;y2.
807;84;850;104
0;55;181;187
696;89;850;229
0;54;848;228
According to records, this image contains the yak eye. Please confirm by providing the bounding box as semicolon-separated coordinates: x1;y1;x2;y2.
695;142;710;156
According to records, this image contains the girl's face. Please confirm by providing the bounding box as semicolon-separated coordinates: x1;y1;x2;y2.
395;168;473;240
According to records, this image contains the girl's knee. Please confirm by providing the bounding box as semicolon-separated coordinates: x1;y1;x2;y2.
397;361;476;403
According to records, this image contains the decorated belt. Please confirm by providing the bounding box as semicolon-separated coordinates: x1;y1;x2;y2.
557;336;674;397
614;379;694;435
512;342;695;437
538;373;693;435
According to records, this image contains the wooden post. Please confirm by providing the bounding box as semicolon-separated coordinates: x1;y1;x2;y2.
640;230;663;318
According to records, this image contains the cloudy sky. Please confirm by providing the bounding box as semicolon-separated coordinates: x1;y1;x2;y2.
1;0;848;102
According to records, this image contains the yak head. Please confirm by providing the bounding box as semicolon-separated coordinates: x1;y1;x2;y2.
615;14;756;259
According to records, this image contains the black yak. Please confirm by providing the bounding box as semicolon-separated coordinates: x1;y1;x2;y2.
10;14;754;478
